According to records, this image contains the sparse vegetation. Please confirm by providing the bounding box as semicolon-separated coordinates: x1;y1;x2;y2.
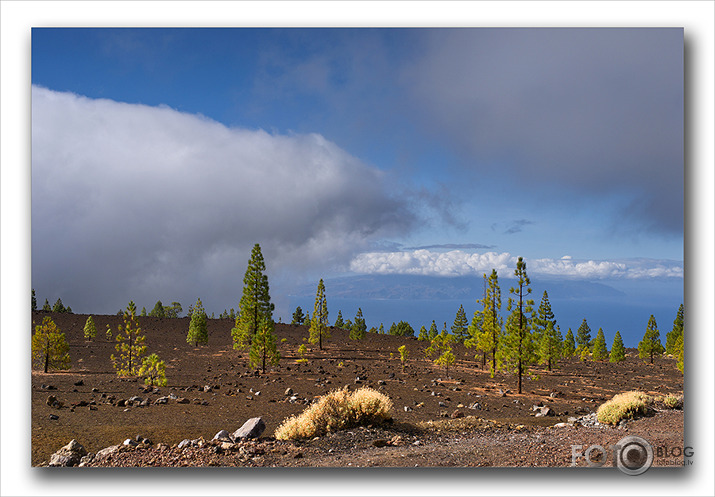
638;314;665;364
398;344;409;372
501;257;534;394
591;328;608;361
186;298;208;347
562;328;576;358
139;353;167;386
296;343;309;363
274;387;393;440
609;331;626;363
596;391;653;425
291;306;305;325
308;279;330;350
232;244;275;351
350;308;367;340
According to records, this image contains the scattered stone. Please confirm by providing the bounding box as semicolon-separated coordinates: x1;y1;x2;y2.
468;402;482;410
438;401;446;407
232;417;266;439
450;410;465;419
141;385;153;393
377;380;387;386
176;397;190;404
404;406;413;412
40;384;57;390
49;414;59;420
534;406;554;417
372;439;389;448
91;387;99;393
154;396;169;405
284;388;293;396
498;389;506;397
177;439;193;450
128;396;143;403
48;439;87;467
46;395;60;408
212;430;233;442
123;438;138;447
74;380;84;386
552;422;570;428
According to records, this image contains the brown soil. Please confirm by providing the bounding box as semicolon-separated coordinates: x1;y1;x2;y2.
31;311;684;467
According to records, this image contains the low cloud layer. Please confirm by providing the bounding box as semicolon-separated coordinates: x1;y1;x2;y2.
31;86;416;313
350;250;683;280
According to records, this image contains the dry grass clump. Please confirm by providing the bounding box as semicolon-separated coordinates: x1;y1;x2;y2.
656;393;683;410
596;391;653;425
274;387;393;440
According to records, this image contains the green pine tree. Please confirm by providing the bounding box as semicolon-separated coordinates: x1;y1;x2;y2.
591;328;609;361
428;320;439;340
575;319;592;351
149;300;165;318
308;279;330;350
378;323;385;335
468;269;502;377
32;289;37;311
500;257;535;394
32;316;71;373
52;298;66;313
110;301;147;377
417;325;429;341
139;353;167;386
42;298;51;312
291;306;305;325
350;308;367;340
187;297;208;346
451;304;469;343
673;333;684;373
609;331;626;363
232;244;275;351
334;310;345;329
250;318;281;373
425;332;455;376
140;307;147;317
533;291;557;347
638;314;665;364
83;315;97;341
562;328;576;357
665;304;684;356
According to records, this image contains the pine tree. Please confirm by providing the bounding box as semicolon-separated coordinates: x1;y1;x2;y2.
149;301;165;318
334;310;345;329
187;298;208;346
165;302;183;318
466;310;487;369
538;323;562;371
52;298;66;313
533;291;557;347
638;314;664;364
378;323;384;335
139;353;167;386
350;308;367;340
398;345;409;372
426;332;455;377
451;304;469;343
673;333;684;373
562;328;576;357
500;257;534;394
575;319;592;351
32;289;37;311
291;306;305;325
390;321;415;337
472;269;502;377
110;301;147;377
665;304;684;356
417;325;429;341
609;331;626;363
591;328;609;361
32;316;71;373
428;320;439;340
42;298;51;312
232;244;275;351
140;307;147;317
83;315;97;341
250;318;281;373
308;279;330;350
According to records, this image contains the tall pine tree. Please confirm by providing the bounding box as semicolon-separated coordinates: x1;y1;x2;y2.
562;328;576;357
308;279;330;350
350;308;367;340
500;257;534;394
110;301;147;377
533;291;557;346
638;314;664;364
232;244;274;351
468;269;502;377
591;328;609;361
32;316;71;373
538;323;562;371
575;319;592;352
451;304;469;343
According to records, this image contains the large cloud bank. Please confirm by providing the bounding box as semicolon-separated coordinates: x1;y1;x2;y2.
31;86;415;312
350;250;683;279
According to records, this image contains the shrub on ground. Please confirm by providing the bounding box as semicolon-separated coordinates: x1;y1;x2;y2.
274;387;393;440
596;391;653;425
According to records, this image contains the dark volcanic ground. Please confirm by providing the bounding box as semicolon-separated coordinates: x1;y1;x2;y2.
31;311;684;467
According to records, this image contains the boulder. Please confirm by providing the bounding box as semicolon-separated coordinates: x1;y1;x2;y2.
534;406;554;417
154;396;169;405
48;439;87;467
212;430;233;442
232;417;266;440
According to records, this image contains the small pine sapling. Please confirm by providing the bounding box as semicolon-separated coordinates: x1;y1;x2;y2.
186;297;209;346
398;345;409;372
297;343;309;364
110;301;147;377
139;353;167;386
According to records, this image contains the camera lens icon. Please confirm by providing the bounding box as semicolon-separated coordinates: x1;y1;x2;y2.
615;435;653;475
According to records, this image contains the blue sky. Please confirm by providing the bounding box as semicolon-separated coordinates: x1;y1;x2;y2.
31;28;684;341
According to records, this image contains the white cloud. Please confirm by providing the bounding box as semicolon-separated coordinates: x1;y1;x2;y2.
31;86;416;312
350;249;682;280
